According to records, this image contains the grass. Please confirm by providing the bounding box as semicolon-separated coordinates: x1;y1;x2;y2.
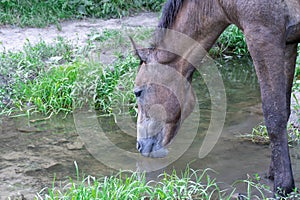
239;123;300;145
1;51;139;116
0;38;74;111
0;0;165;27
0;38;74;113
0;27;152;116
37;163;300;200
87;27;155;50
211;25;248;57
36;163;246;199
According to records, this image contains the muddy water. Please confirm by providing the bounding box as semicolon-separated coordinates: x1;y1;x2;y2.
1;59;300;199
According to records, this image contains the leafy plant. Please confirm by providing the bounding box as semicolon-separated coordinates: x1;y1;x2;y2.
0;38;74;113
15;63;79;115
211;25;248;57
0;27;156;116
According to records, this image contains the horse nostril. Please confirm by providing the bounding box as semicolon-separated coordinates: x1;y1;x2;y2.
136;141;142;152
134;89;143;98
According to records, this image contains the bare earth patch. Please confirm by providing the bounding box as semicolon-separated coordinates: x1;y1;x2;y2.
0;12;158;52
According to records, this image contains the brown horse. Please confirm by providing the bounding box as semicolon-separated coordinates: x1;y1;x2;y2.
132;0;300;195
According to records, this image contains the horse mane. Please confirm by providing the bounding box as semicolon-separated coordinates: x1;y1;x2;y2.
152;0;185;47
153;0;215;47
158;0;185;28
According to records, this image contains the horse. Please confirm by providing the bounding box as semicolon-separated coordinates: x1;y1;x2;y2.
131;0;300;195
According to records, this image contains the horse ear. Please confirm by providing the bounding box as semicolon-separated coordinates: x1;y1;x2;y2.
129;37;150;63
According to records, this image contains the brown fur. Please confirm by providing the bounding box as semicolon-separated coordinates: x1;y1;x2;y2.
133;0;300;195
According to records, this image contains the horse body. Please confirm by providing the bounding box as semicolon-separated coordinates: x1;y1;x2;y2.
133;0;300;195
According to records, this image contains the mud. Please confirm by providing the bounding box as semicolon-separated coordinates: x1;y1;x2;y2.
0;115;107;199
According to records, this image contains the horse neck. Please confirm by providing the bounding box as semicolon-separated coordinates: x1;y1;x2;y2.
152;0;229;69
169;0;229;51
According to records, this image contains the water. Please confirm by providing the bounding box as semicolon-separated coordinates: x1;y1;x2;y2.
1;58;299;198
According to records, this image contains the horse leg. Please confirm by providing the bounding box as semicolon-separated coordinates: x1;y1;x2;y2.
268;43;298;181
285;44;298;120
244;28;295;195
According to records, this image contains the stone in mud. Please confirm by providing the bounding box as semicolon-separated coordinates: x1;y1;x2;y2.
66;140;84;150
7;193;27;200
17;127;42;133
27;144;36;149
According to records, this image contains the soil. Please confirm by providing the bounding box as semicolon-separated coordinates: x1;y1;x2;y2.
0;12;158;52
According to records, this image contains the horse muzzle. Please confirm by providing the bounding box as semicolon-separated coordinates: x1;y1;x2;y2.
136;137;168;158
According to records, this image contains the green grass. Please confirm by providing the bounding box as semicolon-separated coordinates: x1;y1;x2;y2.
15;62;79;115
37;163;300;200
0;38;74;111
239;123;300;145
210;25;248;58
0;26;158;116
36;165;243;199
2;53;139;116
0;32;142;116
0;0;165;27
87;27;155;50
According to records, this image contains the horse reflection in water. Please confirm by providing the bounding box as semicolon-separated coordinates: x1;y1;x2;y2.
131;0;300;195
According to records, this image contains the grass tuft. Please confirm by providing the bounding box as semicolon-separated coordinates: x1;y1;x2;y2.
239;123;300;145
37;165;227;200
0;38;74;113
210;25;248;58
37;164;300;199
0;29;143;116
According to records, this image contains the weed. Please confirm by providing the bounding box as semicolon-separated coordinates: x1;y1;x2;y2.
16;63;79;115
87;27;155;52
233;175;272;200
37;164;228;199
0;38;74;113
0;27;153;116
37;163;300;200
239;123;300;145
211;25;248;58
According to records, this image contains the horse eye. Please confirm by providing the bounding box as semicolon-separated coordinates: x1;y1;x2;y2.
134;89;143;98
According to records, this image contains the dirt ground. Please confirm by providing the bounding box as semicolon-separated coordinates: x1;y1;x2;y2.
0;12;158;52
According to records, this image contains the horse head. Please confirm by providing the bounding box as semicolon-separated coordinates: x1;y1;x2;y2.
131;39;196;158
